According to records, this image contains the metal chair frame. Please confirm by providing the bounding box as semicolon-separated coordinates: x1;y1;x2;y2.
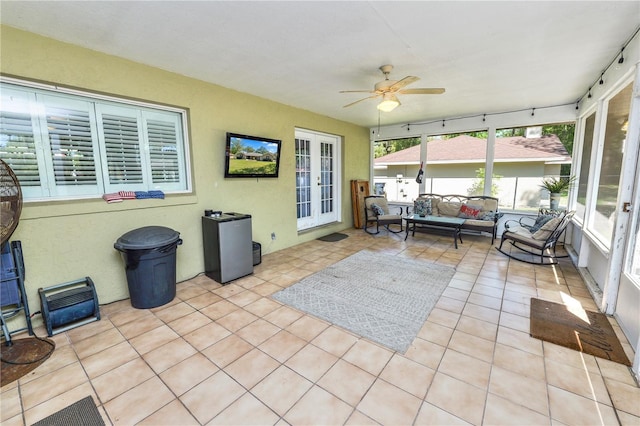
363;195;404;235
496;211;574;265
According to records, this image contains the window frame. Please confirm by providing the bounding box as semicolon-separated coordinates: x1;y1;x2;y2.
0;76;192;202
584;77;634;252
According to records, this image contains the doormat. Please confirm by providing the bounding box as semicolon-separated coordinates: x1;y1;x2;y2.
1;336;55;387
33;396;104;426
530;298;631;366
317;232;348;242
272;250;455;353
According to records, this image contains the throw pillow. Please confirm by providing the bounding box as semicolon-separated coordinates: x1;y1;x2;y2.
529;214;554;233
414;198;432;216
458;203;482;219
370;203;384;216
481;211;496;221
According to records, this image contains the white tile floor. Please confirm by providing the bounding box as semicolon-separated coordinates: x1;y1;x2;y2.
1;228;639;425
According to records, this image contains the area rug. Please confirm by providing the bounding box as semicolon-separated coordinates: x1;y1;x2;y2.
530;298;631;366
1;336;56;387
32;396;104;426
317;232;349;242
272;250;456;353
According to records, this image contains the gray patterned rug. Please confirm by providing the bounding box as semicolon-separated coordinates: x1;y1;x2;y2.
272;250;455;353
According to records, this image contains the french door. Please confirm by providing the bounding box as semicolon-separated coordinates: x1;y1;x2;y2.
295;129;340;231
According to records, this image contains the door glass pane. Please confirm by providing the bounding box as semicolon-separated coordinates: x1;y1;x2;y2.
591;82;633;246
320;141;334;214
576;113;595;220
295;137;311;220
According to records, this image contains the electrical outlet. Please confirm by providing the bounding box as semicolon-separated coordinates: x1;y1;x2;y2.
271;232;276;240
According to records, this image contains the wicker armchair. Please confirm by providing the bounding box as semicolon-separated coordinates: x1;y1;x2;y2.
363;196;404;235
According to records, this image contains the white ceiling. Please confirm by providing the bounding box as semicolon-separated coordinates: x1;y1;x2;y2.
1;1;638;128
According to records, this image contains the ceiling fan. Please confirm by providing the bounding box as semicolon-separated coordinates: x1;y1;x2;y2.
341;64;445;112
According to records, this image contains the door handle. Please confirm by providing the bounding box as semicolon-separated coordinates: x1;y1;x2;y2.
623;202;632;212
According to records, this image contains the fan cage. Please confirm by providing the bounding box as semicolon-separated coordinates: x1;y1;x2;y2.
0;159;23;245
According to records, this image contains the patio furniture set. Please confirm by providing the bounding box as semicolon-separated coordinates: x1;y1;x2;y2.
363;193;573;265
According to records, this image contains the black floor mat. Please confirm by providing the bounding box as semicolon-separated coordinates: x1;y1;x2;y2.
32;396;104;426
317;233;349;242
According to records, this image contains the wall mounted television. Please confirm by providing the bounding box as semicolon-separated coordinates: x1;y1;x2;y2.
224;132;282;178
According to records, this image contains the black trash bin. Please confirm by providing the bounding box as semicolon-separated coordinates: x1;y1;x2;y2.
114;226;182;309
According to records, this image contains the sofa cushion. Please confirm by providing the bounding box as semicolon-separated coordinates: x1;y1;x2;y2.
463;219;495;229
438;201;462;217
483;199;498;212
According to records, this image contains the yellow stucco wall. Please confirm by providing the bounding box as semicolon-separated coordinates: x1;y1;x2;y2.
0;26;370;311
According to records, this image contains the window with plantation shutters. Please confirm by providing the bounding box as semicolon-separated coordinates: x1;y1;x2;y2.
44;101;98;187
0;79;190;200
146;116;182;186
0;111;40;186
103;113;142;184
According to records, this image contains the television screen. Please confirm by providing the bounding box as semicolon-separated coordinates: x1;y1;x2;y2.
224;132;282;178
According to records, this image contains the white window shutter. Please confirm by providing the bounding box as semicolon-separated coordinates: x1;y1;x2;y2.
0;110;41;186
45;105;97;186
0;88;44;194
102;113;143;184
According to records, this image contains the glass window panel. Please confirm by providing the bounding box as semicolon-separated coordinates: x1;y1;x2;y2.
575;113;595;219
591;82;633;246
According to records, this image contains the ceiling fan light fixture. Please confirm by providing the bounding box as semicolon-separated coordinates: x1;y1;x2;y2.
377;93;400;112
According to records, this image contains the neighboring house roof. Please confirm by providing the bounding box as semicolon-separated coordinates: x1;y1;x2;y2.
375;134;571;165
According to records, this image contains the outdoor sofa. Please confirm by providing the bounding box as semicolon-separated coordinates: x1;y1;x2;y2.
412;193;501;243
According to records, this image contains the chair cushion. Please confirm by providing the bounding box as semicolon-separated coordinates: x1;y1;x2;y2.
530;214;554;233
532;217;562;240
377;214;402;221
503;231;546;249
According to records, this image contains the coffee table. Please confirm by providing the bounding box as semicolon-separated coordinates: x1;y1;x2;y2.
404;214;465;248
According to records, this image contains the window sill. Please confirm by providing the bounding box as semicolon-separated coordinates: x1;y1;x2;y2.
20;193;198;220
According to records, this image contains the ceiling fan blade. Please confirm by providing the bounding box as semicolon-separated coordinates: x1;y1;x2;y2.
339;90;376;94
388;76;419;92
398;88;446;95
343;95;380;108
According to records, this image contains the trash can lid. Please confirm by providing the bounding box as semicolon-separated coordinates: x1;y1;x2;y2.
114;226;180;250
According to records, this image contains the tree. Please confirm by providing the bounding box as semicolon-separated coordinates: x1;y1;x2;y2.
542;124;575;176
467;168;501;196
374;137;420;158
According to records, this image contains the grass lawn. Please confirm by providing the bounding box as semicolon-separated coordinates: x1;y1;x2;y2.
228;159;277;175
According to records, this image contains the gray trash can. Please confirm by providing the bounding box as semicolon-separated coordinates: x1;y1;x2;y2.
114;226;182;309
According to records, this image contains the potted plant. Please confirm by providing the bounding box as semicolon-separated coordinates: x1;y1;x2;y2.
539;176;575;210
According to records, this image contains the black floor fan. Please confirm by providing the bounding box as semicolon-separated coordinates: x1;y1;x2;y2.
0;159;54;387
0;158;27;345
